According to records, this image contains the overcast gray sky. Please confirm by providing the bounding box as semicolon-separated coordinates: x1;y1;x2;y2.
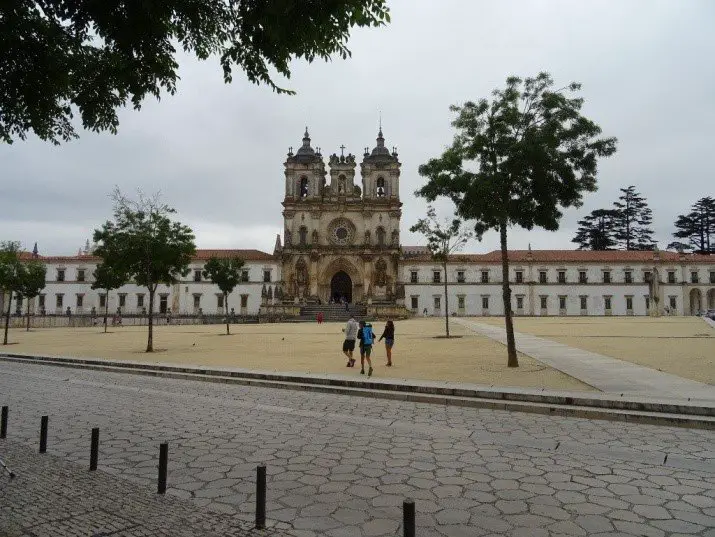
2;0;713;256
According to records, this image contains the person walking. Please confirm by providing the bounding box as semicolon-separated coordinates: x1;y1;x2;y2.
361;322;376;377
357;320;366;374
342;316;359;367
378;320;395;367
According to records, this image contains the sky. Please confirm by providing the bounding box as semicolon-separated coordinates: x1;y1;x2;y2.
2;0;714;256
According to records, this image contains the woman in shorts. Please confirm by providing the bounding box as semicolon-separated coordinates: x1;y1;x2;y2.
378;320;395;366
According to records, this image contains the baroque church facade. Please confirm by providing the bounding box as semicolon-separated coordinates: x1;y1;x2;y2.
280;128;402;306
3;127;715;321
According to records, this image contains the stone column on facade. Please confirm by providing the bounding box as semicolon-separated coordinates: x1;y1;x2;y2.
309;254;319;298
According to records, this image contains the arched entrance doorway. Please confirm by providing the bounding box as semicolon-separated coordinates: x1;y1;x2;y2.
331;271;352;303
689;288;703;315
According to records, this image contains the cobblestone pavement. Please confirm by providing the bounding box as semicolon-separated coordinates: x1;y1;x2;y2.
1;360;715;537
0;441;294;537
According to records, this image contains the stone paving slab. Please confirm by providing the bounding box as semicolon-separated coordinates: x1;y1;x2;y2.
454;318;715;400
3;361;715;536
0;441;296;537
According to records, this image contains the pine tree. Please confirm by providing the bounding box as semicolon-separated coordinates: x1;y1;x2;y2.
612;186;656;250
572;209;619;250
670;197;715;254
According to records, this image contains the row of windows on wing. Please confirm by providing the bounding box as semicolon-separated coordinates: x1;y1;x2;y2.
21;291;251;314
409;269;715;284
409;294;670;312
298;176;387;197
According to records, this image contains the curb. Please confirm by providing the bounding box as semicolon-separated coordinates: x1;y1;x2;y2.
2;353;714;430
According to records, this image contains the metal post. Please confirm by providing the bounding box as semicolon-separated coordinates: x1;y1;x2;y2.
0;406;7;439
39;416;48;453
89;428;99;471
157;443;168;494
255;464;266;529
403;499;415;537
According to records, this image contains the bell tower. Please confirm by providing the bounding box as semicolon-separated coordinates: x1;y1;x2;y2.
283;128;326;201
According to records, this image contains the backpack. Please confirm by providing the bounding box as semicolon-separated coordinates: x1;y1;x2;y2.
363;325;374;345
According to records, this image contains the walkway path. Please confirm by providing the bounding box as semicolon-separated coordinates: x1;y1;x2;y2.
454;318;715;401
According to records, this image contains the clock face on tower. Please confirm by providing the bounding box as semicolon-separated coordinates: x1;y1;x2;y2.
328;218;356;246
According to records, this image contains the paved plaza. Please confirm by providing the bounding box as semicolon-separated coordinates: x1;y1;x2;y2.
2;360;715;536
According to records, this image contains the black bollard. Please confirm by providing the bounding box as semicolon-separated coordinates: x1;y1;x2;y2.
403;499;415;537
0;406;7;439
255;464;266;529
89;428;99;471
39;416;48;453
157;443;168;494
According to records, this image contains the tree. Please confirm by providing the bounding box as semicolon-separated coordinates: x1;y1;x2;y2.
670;197;715;254
18;261;46;331
613;186;655;250
1;1;390;145
410;206;472;338
93;190;196;351
0;242;23;345
91;263;128;333
203;257;244;335
572;209;619;250
416;73;617;367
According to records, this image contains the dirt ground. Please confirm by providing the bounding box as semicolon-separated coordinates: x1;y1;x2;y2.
478;316;715;385
2;318;592;391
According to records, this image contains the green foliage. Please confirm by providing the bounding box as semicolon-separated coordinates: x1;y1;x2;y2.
93;190;196;350
572;209;619;251
18;261;46;300
613;186;655;250
416;73;617;367
203;257;244;296
410;206;472;263
1;241;23;344
91;263;127;294
1;0;390;144
669;197;715;254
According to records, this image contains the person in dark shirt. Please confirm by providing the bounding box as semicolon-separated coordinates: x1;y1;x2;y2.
378;320;395;366
357;321;366;374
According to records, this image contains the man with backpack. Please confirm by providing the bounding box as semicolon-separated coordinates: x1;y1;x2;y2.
361;322;376;377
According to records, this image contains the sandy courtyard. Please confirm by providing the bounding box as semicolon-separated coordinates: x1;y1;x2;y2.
2;318;592;391
478;316;715;385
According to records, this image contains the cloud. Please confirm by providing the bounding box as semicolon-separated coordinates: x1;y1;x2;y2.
1;0;713;255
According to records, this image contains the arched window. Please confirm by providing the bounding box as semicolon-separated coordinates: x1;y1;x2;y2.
376;177;386;197
299;226;308;246
299;177;309;198
376;226;386;246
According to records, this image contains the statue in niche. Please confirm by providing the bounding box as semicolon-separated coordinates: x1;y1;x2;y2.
312;229;319;244
364;230;371;245
391;229;399;246
374;259;388;287
284;229;292;247
338;175;347;194
296;258;309;287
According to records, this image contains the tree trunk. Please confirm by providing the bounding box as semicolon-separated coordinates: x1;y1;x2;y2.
499;224;518;367
443;260;449;338
26;299;31;331
104;292;109;333
147;288;154;352
224;292;230;335
3;292;12;345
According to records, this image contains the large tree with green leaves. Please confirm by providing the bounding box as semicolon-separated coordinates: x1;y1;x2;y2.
410;206;471;338
93;191;196;351
0;241;23;345
203;257;244;335
1;0;390;145
613;186;655;250
572;209;619;251
19;260;46;331
667;197;715;254
91;263;128;333
417;73;617;367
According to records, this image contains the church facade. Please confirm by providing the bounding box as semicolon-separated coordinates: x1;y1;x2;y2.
2;128;715;320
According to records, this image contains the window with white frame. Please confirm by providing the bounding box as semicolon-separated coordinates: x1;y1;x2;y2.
410;271;418;283
481;296;489;309
540;296;547;309
604;296;612;310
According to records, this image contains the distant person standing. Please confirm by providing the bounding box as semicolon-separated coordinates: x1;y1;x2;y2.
317;311;324;324
379;320;395;367
342;316;359;367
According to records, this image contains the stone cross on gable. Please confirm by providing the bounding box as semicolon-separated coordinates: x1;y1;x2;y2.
340;144;346;157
